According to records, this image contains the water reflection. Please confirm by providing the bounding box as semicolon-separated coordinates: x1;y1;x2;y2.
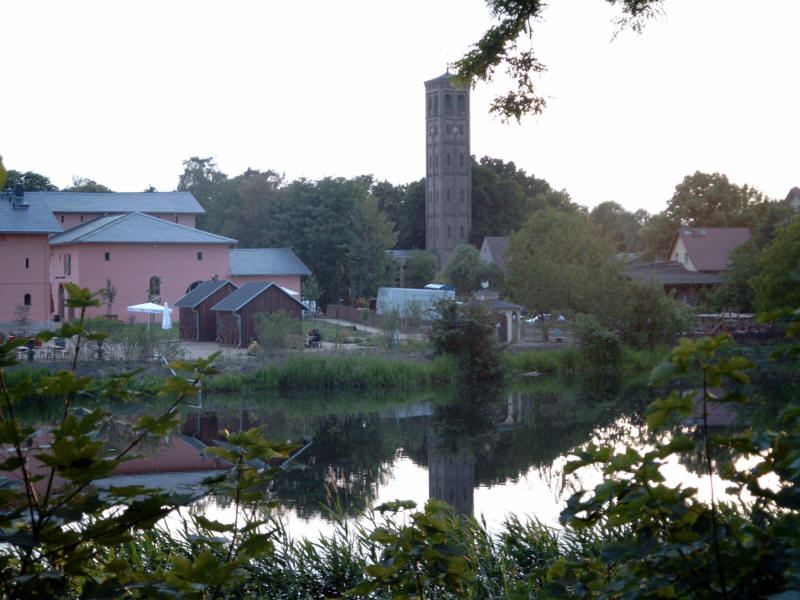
24;374;781;534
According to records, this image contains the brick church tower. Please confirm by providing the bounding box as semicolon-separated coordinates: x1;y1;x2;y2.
424;71;471;269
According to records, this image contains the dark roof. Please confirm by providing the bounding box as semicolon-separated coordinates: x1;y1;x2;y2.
0;191;61;234
669;228;751;272
424;70;466;89
481;236;510;274
623;261;722;286
49;212;237;245
210;281;305;312
229;248;311;276
30;191;205;214
173;280;238;308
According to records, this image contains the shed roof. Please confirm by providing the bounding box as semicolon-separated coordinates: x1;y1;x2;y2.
669;228;751;272
173;280;238;308
49;212;237;245
0;191;61;234
210;281;306;313
623;261;722;286
229;248;311;276
30;191;205;214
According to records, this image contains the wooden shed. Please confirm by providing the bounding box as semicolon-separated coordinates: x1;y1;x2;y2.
210;282;305;347
173;280;238;342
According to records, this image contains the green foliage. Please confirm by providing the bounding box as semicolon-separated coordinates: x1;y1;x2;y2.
453;0;662;120
402;250;437;289
574;314;623;366
666;170;766;227
348;499;474;599
751;217;800;312
2;168;58;191
443;244;504;298
590;200;647;252
611;279;690;348
429;299;504;381
549;332;800;599
347;194;398;299
0;285;297;599
254;311;303;352
507;208;618;329
63;176;113;192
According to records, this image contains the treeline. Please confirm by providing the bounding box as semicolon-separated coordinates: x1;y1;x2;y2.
6;160;796;313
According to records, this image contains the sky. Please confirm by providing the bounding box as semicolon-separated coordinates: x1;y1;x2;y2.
2;0;798;215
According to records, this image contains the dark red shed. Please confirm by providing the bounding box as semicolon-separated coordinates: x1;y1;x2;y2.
173;280;238;342
210;282;305;347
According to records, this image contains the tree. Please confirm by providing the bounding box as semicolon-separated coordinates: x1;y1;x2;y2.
63;176;113;192
590;200;645;252
264;177;363;307
3;169;58;191
750;218;800;312
373;178;425;250
470;156;575;245
666;171;765;227
506;209;618;336
176;156;231;231
443;244;504;298
429;298;503;381
100;277;118;316
347;195;398;299
402;251;437;289
454;0;664;120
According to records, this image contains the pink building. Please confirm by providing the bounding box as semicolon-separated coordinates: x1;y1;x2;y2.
228;248;311;295
29;191;204;231
0;187;61;332
0;189;314;330
49;212;236;323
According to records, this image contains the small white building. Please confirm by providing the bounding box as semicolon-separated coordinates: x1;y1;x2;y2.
376;287;455;317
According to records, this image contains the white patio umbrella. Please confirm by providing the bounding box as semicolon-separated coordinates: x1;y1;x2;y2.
127;301;172;330
161;301;172;330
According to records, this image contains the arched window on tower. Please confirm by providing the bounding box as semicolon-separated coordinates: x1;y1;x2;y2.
434;95;439;115
457;94;465;114
460;225;465;239
23;293;31;306
459;154;464;167
444;94;452;114
446;154;451;166
427;95;432;115
460;190;464;202
447;225;451;239
446;190;450;202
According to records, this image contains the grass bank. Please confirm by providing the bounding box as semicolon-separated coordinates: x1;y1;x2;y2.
205;353;460;392
504;344;673;376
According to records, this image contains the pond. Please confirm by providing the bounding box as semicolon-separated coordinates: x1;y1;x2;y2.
88;373;664;537
24;371;790;539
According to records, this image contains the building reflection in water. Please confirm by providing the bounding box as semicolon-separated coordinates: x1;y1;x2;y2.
426;389;524;518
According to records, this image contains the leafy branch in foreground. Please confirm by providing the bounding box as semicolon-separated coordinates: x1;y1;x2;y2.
551;331;800;599
0;284;290;599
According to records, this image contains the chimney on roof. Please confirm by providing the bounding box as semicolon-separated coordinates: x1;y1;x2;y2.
12;184;29;210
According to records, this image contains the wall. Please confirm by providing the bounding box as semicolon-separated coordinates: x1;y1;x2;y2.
49;242;231;323
0;234;52;327
670;237;696;271
55;212;197;231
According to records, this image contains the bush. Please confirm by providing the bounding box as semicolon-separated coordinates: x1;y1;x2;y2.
255;311;303;352
429;299;504;381
574;313;622;366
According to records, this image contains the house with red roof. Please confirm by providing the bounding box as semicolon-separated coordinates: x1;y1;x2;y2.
667;228;751;274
